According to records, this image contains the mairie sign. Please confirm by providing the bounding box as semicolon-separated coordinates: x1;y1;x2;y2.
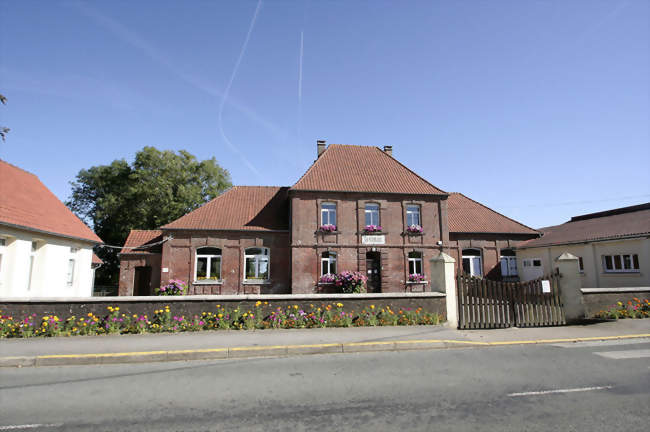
362;235;386;245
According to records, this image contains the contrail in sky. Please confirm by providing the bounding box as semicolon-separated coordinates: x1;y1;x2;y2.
217;0;264;178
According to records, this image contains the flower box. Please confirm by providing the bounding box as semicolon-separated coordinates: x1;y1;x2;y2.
364;224;383;233
319;224;337;233
408;273;426;283
405;225;423;235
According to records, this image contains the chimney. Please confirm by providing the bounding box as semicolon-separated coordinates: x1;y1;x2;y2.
383;145;393;157
317;140;327;157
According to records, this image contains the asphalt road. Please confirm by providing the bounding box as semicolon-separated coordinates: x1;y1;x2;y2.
1;339;648;431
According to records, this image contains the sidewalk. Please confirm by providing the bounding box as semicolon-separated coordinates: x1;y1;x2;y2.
1;319;648;367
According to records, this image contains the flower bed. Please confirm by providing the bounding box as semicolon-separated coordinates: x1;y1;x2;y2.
155;280;187;296
595;298;649;319
0;302;444;338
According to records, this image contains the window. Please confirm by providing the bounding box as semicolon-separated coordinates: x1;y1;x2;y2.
0;237;5;281
245;247;270;281
602;254;639;273
578;256;584;273
408;251;423;275
462;249;482;277
70;247;80;253
523;259;542;268
321;252;337;276
406;205;421;227
321;202;336;227
365;203;380;226
500;249;518;277
195;247;222;281
67;259;75;286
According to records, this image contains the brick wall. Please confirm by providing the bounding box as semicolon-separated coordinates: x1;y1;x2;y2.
118;253;162;296
289;191;450;293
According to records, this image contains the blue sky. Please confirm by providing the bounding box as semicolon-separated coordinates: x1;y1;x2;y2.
1;0;648;229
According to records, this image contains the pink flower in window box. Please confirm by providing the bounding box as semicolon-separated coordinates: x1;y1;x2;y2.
406;224;423;234
364;225;383;233
408;274;425;282
319;224;337;232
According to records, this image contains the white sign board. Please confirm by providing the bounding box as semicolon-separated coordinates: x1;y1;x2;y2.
162;267;169;273
541;280;551;293
362;235;386;245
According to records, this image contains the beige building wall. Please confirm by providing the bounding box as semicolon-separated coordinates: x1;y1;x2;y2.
517;237;649;288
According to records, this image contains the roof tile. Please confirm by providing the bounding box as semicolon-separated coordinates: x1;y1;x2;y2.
0;160;102;243
447;193;538;235
161;187;289;231
291;145;446;195
121;230;163;254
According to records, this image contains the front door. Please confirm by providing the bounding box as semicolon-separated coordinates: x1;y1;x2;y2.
365;252;381;293
133;266;152;296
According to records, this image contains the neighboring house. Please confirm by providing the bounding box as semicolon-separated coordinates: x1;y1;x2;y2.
516;203;650;288
0;160;103;297
119;142;539;295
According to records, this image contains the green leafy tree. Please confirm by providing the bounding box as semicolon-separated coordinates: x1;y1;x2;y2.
67;147;232;285
0;93;9;142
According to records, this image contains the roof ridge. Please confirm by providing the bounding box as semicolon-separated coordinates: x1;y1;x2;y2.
453;192;538;233
0;159;39;178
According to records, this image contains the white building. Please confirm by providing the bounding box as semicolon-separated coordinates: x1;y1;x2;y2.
0;160;103;297
516;203;650;288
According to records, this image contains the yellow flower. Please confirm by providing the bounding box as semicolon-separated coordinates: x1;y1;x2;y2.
43;316;49;321
370;305;375;309
336;303;343;308
293;305;298;310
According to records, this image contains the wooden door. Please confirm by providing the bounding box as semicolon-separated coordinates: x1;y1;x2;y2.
365;252;381;293
133;266;152;296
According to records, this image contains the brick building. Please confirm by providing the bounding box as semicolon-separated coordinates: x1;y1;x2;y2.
119;142;539;295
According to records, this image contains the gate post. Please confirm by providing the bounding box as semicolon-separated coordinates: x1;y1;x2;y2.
431;252;457;327
554;252;585;323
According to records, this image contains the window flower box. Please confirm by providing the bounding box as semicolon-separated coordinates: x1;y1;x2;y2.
405;225;423;235
319;224;337;233
408;273;426;283
319;274;337;284
364;224;383;233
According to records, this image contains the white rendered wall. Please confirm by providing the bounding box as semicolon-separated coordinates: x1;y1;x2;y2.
0;226;96;298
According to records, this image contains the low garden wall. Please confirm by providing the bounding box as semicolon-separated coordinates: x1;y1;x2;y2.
0;292;446;321
581;287;650;317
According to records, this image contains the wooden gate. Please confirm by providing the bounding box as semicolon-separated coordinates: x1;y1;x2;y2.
456;269;566;329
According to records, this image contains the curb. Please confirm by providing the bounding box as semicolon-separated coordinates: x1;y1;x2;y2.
2;333;649;368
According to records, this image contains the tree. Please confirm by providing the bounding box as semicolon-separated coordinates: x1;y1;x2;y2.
67;147;232;285
0;93;9;142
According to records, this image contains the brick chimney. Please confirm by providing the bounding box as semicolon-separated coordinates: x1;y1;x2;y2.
383;145;393;157
317;140;327;157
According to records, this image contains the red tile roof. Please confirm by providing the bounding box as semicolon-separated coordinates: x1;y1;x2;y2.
121;230;163;254
518;204;650;248
291;144;446;195
161;187;289;231
0;160;102;243
92;253;103;265
447;193;538;235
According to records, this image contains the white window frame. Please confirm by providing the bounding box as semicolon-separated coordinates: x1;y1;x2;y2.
462;249;483;277
406;204;421;227
321;202;337;227
66;258;76;287
0;237;6;283
321;252;337;276
244;247;270;282
28;241;39;292
500;256;518;277
602;254;640;273
522;258;543;268
365;203;380;226
194;247;222;282
408;251;423;275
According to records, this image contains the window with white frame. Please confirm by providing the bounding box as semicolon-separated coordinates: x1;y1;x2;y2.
406;204;421;227
578;256;584;273
195;247;222;281
500;249;518;277
321;251;337;276
28;241;39;291
245;247;270;281
66;259;75;286
0;237;6;281
523;258;543;268
365;203;380;226
321;202;337;227
602;254;639;273
462;249;482;277
408;251;423;275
